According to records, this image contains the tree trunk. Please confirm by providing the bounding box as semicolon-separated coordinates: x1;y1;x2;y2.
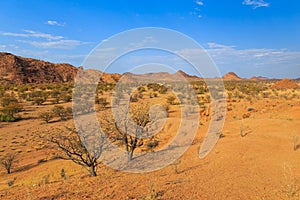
128;151;133;161
89;165;97;176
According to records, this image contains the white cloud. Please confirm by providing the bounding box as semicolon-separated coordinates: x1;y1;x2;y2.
46;20;65;27
2;30;63;40
129;36;158;48
18;39;89;49
2;32;28;37
192;1;204;19
207;42;236;50
195;0;204;6
0;45;6;49
243;0;269;9
205;42;300;70
2;29;90;49
174;43;300;78
3;47;85;66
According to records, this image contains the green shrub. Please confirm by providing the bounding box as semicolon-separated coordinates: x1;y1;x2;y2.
96;97;108;110
0;103;22;118
61;93;72;103
52;106;72;121
167;96;176;105
158;85;168;94
149;92;158;98
0;114;16;122
25;97;33;102
32;97;45;105
1;95;18;107
39;111;53;123
130;94;138;102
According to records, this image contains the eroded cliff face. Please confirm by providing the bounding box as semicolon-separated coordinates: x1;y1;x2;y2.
0;52;78;84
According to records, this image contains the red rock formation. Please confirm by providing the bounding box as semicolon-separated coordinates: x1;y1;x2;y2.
0;52;78;85
222;72;242;81
272;78;298;89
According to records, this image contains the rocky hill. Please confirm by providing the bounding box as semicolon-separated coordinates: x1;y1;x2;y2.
118;70;201;84
101;72;122;84
173;70;202;81
175;70;199;78
272;78;298;89
222;72;242;81
0;52;78;85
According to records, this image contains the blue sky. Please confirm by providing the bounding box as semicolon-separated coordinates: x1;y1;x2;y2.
0;0;299;78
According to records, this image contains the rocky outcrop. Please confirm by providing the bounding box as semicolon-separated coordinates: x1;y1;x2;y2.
222;72;242;81
0;52;78;85
272;78;298;89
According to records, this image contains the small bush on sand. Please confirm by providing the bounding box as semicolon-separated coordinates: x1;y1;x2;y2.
0;153;16;174
39;111;53;123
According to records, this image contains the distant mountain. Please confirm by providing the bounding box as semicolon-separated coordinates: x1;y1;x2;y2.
76;69;122;84
250;76;269;81
0;52;78;85
6;52;284;85
175;70;199;79
119;72;173;84
118;70;201;84
173;70;203;82
222;72;242;81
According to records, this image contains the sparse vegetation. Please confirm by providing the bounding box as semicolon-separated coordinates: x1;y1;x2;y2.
146;139;159;152
111;103;151;160
0;153;15;174
281;164;300;199
170;159;181;174
293;135;299;151
143;182;163;200
60;168;67;180
1;68;300;199
240;124;244;137
0;102;22;122
40;126;106;176
7;178;15;187
39;111;53;123
167;95;176;105
96;97;109;110
52;105;72;121
32;97;46;105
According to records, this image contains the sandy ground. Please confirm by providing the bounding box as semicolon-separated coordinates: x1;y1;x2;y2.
1;86;300;199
